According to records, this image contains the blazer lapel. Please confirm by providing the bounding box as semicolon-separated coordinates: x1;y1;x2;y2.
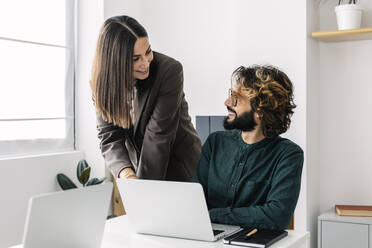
134;85;150;135
133;53;158;136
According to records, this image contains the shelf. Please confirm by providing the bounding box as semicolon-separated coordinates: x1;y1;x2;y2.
312;27;372;42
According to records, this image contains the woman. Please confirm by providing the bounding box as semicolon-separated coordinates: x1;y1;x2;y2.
90;15;202;181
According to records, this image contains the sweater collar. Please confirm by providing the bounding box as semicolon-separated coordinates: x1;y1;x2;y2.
233;130;276;150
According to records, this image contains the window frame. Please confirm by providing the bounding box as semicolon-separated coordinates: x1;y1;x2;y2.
0;0;76;157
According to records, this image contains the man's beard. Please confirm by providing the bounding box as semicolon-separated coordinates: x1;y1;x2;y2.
223;107;257;132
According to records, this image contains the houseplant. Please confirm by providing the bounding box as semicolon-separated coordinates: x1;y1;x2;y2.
335;0;363;30
57;159;105;190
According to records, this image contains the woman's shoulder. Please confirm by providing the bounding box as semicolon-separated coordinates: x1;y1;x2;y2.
153;51;183;73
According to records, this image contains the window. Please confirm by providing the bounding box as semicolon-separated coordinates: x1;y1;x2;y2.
0;0;75;156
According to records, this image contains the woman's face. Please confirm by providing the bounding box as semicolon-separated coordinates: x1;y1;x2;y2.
133;37;153;80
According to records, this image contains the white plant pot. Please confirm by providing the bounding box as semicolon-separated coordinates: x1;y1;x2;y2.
335;4;363;30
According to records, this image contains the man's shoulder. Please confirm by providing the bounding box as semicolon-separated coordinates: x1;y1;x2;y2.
207;130;239;143
274;137;303;154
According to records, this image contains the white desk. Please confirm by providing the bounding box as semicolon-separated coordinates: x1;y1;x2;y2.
103;216;309;248
11;215;310;248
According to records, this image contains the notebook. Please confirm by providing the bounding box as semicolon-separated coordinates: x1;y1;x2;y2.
223;228;288;248
335;204;372;217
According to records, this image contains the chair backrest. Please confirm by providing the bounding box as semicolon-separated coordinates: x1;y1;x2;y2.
196;116;226;144
288;216;294;230
112;177;126;216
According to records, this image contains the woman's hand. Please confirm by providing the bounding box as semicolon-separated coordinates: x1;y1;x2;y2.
119;168;138;179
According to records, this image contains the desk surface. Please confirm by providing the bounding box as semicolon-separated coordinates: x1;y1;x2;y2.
102;216;309;248
11;215;310;248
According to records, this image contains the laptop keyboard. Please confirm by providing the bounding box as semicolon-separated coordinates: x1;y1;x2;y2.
213;229;224;236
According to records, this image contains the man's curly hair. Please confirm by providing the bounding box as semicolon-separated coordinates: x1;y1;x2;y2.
231;65;296;138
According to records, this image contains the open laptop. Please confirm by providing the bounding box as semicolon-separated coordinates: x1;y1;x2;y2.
117;179;242;241
21;182;113;248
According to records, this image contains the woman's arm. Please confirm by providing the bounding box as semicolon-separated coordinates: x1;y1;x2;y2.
96;113;135;178
136;62;184;179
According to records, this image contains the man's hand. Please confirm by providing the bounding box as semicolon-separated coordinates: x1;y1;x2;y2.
119;168;138;179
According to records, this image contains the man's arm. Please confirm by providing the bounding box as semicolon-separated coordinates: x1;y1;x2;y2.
209;147;304;230
192;135;213;201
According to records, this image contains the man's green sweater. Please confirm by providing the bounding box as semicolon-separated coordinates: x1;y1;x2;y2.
193;130;303;230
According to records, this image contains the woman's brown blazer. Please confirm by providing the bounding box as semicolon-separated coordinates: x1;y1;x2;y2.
96;52;202;181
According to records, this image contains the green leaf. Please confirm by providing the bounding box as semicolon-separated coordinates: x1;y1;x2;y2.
80;167;91;186
57;173;78;190
77;159;89;184
86;177;106;186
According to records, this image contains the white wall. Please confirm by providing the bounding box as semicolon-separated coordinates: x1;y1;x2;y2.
233;0;308;232
75;0;105;178
306;2;320;247
135;0;239;121
104;0;142;20
103;0;308;231
0;151;83;247
318;0;372;213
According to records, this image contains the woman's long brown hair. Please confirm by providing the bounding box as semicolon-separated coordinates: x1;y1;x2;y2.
91;16;148;129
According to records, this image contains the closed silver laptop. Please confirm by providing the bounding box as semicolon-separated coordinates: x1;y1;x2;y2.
22;183;113;248
117;179;241;241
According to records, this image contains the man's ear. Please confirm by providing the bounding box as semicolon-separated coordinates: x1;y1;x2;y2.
254;111;263;120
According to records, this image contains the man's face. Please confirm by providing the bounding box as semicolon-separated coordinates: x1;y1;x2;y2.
223;89;259;131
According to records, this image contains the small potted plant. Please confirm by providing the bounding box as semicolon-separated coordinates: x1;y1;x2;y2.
335;0;363;30
57;159;105;190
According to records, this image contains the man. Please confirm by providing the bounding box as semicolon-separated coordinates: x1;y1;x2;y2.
193;65;303;230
